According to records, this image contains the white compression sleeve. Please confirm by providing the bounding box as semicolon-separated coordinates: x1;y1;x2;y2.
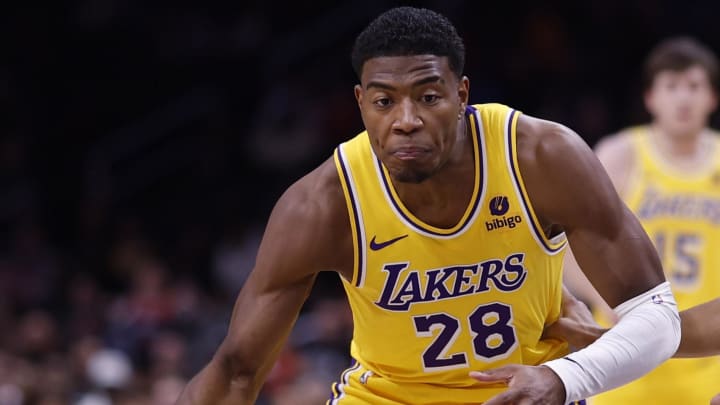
543;281;680;404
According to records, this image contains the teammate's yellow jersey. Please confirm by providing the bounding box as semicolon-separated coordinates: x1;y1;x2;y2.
592;127;720;405
329;104;569;404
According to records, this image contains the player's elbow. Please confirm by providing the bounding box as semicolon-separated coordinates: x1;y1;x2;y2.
643;293;681;365
215;343;263;394
615;281;681;367
636;291;681;364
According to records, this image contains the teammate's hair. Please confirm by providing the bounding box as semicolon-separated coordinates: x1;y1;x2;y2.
351;7;465;79
643;36;719;91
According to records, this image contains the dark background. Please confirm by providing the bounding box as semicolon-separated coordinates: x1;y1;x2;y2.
1;1;719;404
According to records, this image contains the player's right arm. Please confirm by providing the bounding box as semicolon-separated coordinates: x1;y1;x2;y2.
562;132;636;321
175;158;350;405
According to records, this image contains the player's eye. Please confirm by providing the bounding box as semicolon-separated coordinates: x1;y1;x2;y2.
422;94;440;104
374;98;392;107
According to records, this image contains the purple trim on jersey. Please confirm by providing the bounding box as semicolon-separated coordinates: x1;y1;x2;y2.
336;146;365;287
376;106;483;237
505;109;566;253
328;359;361;404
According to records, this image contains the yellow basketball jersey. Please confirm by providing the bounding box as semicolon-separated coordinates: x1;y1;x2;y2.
592;127;720;405
329;104;569;404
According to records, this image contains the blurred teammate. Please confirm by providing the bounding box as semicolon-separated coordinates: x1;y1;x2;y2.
564;37;720;404
176;7;680;405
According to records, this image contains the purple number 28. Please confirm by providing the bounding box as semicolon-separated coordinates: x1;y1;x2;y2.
413;302;518;371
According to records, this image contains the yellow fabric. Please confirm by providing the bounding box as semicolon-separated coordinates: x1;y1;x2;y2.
329;104;568;404
592;127;720;405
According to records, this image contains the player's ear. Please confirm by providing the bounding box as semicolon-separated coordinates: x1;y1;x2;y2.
458;75;470;111
354;84;364;108
643;89;657;116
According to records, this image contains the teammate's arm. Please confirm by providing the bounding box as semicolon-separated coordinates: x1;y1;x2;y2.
175;160;348;405
542;286;607;351
472;115;680;404
676;297;720;357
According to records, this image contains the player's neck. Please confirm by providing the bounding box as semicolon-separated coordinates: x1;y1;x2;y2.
649;124;714;168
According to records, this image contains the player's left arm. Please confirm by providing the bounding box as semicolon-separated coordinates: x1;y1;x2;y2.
547;295;720;359
472;114;680;405
675;297;720;357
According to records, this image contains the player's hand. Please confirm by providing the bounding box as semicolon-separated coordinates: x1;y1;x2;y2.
542;287;608;351
710;392;720;405
470;364;565;404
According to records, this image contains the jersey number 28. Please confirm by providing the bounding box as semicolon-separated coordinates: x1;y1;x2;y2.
413;302;518;371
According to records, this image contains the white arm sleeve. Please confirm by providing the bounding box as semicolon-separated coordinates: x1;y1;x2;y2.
543;281;680;404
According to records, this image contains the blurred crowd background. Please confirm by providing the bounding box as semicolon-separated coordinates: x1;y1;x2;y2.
2;1;720;404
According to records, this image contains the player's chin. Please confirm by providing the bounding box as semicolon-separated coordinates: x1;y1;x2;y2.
391;166;433;184
670;119;702;134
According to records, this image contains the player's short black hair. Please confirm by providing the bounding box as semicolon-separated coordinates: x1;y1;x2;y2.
643;36;719;91
351;7;465;79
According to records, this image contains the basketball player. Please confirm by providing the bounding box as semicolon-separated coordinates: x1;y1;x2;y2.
563;36;720;405
175;8;680;405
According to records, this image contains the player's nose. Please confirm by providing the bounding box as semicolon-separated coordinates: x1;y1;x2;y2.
392;99;423;134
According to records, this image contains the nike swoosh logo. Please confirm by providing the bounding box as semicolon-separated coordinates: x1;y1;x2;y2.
369;234;408;251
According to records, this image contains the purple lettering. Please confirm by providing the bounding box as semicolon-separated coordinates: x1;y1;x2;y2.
375;263;412;311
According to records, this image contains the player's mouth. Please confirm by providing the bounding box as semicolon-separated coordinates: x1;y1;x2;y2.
674;112;693;123
392;146;431;161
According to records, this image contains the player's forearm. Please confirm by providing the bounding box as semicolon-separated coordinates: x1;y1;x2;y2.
175;356;261;405
675;298;720;358
544;282;680;403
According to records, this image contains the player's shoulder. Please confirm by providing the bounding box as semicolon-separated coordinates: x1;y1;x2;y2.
277;157;346;227
594;129;637;162
592;128;640;195
267;156;351;272
594;127;639;170
515;113;584;162
513;114;598;194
